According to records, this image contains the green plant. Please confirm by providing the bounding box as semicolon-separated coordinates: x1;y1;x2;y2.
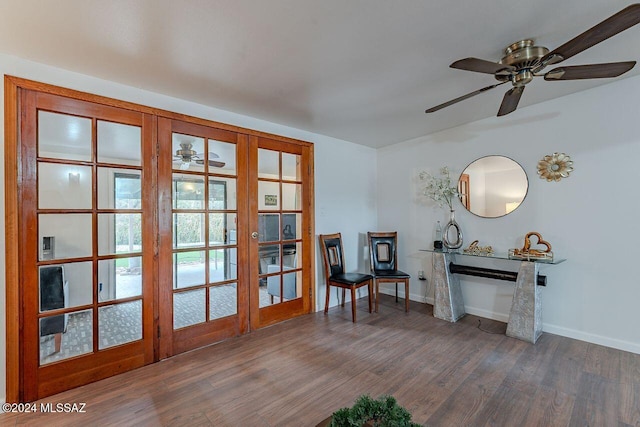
329;394;420;427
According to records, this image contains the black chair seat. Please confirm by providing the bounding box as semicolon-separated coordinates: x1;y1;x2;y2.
372;269;410;278
330;272;374;286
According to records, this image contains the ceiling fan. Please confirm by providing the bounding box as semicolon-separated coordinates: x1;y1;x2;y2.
173;142;226;170
425;4;640;117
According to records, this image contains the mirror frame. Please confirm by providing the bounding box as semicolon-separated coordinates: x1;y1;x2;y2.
458;155;528;219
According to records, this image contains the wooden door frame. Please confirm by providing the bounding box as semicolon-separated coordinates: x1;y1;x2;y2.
4;76;315;402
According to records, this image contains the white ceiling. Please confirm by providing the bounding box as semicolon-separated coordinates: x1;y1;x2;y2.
1;0;638;148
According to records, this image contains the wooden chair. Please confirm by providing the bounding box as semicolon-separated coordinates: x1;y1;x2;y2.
319;233;373;322
367;231;410;312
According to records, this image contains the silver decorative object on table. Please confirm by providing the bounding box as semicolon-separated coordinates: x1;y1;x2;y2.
442;209;463;250
419;166;463;251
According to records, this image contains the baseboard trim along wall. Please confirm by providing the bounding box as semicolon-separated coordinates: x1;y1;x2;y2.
378;288;640;355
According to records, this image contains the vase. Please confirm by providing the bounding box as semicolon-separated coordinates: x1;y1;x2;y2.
442;209;463;250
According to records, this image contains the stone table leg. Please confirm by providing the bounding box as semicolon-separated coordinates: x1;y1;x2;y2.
506;261;542;343
433;252;465;322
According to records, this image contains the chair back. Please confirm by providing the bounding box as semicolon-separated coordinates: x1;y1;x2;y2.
368;231;398;272
40;265;65;311
319;233;345;278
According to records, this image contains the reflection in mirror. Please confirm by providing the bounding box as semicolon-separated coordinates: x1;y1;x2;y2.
459;156;528;218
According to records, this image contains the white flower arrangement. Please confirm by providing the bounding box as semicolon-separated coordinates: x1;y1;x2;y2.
419;166;460;210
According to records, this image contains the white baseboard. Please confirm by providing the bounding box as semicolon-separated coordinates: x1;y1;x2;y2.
377;288;640;355
542;323;640;355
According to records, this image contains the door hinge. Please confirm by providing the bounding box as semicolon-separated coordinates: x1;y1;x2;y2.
157;325;161;339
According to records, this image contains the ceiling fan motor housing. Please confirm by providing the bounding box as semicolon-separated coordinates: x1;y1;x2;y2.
497;39;549;86
176;142;197;160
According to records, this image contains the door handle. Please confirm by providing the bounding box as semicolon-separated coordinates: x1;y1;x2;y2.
251;232;259;239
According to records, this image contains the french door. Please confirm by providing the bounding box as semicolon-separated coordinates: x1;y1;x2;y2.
156;122;314;355
157;118;250;356
249;136;313;329
9;81;314;401
18;91;156;401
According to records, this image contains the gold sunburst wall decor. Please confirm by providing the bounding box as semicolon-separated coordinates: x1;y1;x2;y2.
537;152;573;182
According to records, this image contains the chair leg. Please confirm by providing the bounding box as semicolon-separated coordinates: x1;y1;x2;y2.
404;279;410;312
324;284;330;314
351;287;357;322
395;283;398;302
270;295;274;304
375;279;380;313
54;333;62;353
368;280;373;313
341;289;346;307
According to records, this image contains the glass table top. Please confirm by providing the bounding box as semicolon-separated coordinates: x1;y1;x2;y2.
419;248;566;265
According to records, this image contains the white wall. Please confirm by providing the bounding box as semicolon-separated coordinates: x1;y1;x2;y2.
0;53;377;403
377;74;640;355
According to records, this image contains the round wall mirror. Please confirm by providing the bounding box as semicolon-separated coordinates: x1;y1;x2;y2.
458;156;528;218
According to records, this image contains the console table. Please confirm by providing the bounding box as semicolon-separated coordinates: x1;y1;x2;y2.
420;249;565;344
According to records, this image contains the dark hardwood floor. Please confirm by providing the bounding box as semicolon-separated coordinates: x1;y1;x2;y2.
3;295;640;426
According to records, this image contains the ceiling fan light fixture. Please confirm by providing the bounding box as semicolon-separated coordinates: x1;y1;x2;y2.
513;69;534;86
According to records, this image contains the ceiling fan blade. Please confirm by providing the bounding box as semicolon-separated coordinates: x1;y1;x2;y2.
540;4;640;66
209;160;226;168
497;86;525;116
544;61;636;80
195;152;220;159
425;82;505;113
450;58;515;75
195;159;226;168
